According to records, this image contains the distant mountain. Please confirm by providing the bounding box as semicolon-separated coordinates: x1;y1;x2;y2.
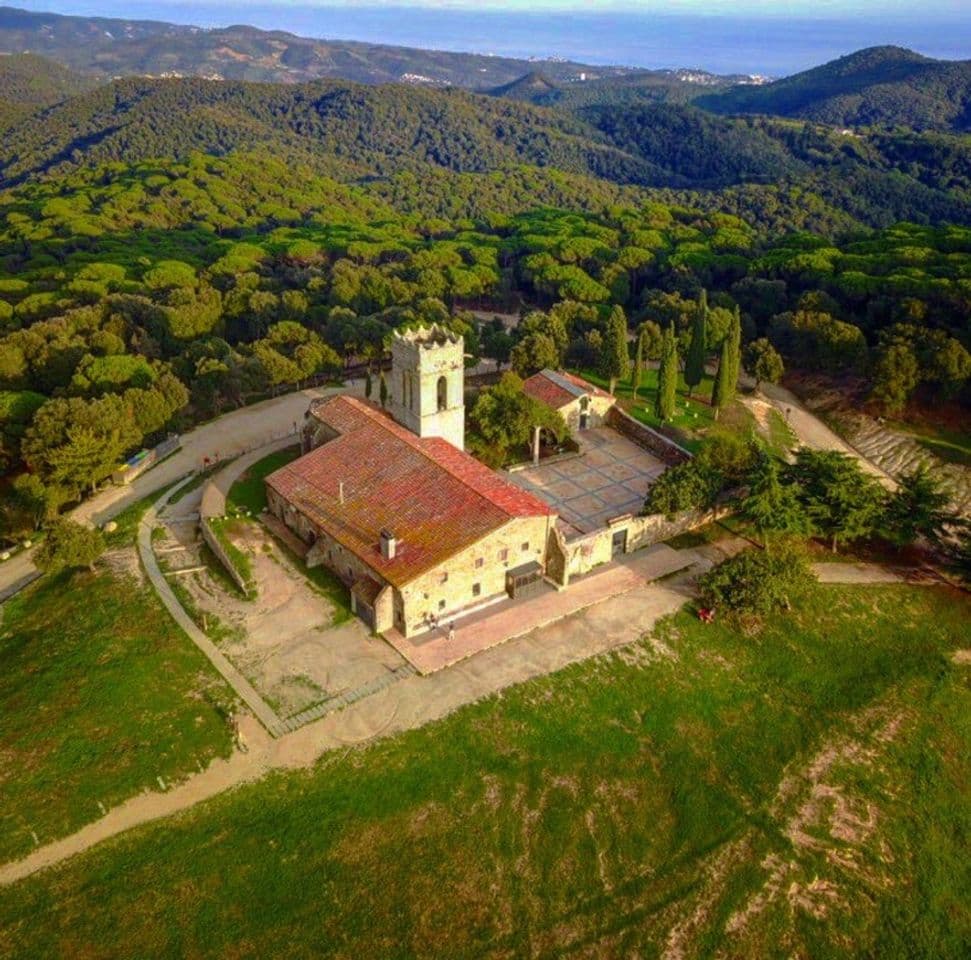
0;76;666;188
0;51;95;127
697;46;971;131
0;5;671;90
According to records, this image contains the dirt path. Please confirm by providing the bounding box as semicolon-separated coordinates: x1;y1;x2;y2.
757;382;896;490
0;573;694;887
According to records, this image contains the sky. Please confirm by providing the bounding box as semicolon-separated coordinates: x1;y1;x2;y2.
184;0;971;13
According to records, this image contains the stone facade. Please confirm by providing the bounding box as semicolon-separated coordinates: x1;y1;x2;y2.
266;483;552;637
558;391;616;433
388;325;466;450
395;515;552;636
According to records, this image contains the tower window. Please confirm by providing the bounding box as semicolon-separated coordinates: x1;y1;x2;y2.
437;375;448;412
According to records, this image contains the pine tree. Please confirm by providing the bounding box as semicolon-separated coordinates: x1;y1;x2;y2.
599;305;630;395
712;308;741;420
655;324;678;422
632;328;645;399
740;449;809;550
684;289;708;398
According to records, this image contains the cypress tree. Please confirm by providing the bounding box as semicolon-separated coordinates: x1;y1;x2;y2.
364;370;373;400
378;371;389;408
599;305;630;395
684;288;707;398
712;309;741;420
632;328;645;399
655;324;678;422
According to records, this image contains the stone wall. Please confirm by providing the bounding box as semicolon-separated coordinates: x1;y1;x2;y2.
606;406;692;466
551;504;732;586
559;392;616;433
268;486;554;638
397;514;552;636
201;519;251;595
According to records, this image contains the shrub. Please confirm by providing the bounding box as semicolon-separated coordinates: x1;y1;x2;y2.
643;461;721;519
34;519;105;575
699;543;814;618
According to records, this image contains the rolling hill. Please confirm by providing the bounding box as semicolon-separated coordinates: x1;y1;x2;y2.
0;51;95;128
697;46;971;131
0;4;664;89
2;68;970;231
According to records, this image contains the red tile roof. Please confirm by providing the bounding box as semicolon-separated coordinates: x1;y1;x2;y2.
523;371;576;410
523;369;613;410
266;396;553;587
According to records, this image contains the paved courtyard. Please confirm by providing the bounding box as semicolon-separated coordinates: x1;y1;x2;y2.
508;427;667;538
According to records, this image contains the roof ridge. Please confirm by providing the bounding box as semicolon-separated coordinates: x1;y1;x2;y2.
323;395;549;519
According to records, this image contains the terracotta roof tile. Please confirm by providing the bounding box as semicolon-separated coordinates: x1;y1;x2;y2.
266;396;553;587
522;371;576;410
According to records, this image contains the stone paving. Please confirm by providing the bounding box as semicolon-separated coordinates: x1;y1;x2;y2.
508;427;667;538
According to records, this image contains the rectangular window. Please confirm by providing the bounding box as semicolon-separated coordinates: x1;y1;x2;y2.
521;542;530;552
475;557;484;569
498;548;508;562
472;583;481;598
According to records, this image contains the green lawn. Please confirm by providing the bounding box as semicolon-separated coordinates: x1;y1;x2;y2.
1;584;967;958
576;367;718;452
0;569;236;863
226;446;301;515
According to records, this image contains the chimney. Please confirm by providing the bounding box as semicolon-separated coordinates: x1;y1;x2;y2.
338;481;344;505
532;425;542;465
380;529;397;561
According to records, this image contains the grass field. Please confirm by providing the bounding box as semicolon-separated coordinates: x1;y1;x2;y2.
1;583;967;958
227;446;301;515
0;569;236;863
577;367;721;453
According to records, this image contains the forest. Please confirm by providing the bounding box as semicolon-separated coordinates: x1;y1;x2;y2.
0;44;969;541
0;144;968;538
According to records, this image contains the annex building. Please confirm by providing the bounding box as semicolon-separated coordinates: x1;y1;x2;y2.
522;368;616;431
265;326;556;637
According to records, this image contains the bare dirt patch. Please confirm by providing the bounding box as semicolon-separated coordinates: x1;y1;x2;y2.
157;507;405;719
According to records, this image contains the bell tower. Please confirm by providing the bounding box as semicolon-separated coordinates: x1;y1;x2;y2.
389;325;465;451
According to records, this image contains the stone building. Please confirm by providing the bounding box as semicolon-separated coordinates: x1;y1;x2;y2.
523;369;616;432
265;327;556;636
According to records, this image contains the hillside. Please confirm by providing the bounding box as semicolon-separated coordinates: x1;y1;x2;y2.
0;5;661;89
697;46;971;131
2;72;970;231
0;76;667;188
0;51;95;128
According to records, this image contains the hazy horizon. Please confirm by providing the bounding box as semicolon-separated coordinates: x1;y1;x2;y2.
8;1;971;74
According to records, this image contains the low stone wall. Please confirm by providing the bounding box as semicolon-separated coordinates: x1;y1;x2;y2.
201;518;253;596
607;406;692;466
550;503;732;586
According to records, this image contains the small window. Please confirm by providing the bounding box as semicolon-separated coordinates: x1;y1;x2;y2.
475;557;484;569
472;583;481;598
438;599;446;611
521;542;530;552
498;548;508;562
437;375;448;412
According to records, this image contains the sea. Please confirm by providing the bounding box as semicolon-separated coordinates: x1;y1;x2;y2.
12;2;971;76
